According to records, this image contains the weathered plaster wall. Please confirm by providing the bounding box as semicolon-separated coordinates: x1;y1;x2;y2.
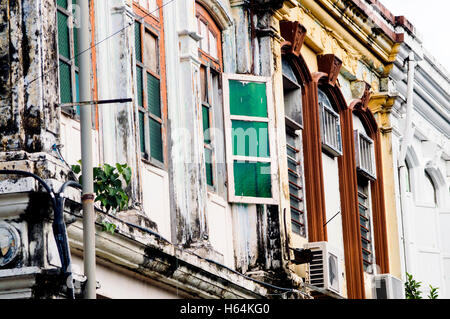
0;0;60;154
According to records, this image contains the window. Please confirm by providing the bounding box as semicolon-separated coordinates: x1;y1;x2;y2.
358;179;375;273
283;59;306;237
196;3;223;189
133;3;165;166
354;130;376;180
405;160;412;193
135;0;159;18
196;4;220;62
423;172;437;206
57;0;80;116
318;89;342;157
223;74;278;204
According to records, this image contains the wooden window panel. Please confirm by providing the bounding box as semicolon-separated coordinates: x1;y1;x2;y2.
57;0;82;118
144;31;159;74
133;1;166;168
223;73;278;204
196;2;223;190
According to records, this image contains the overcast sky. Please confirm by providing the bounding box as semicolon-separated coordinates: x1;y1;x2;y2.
379;0;450;73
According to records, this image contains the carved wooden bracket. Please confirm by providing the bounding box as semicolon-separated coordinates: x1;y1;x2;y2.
360;81;372;109
317;54;342;86
280;21;307;57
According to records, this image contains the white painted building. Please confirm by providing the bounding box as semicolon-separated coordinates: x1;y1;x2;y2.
389;23;450;298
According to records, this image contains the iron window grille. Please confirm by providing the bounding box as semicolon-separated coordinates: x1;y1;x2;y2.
354;130;376;180
319;102;342;157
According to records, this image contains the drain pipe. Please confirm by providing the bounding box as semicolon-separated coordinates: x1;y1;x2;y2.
398;52;416;278
76;0;96;299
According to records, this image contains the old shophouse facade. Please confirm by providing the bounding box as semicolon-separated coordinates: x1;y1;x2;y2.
0;0;448;299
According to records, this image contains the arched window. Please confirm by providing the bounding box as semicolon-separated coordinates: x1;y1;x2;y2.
196;2;223;189
352;114;376;273
423;172;437;206
405;160;412;193
282;58;306;237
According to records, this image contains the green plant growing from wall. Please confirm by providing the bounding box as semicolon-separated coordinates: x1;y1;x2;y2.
427;285;439;299
405;272;422;299
72;161;132;234
405;272;439;299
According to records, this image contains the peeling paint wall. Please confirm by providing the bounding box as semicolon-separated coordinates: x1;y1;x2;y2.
0;0;59;154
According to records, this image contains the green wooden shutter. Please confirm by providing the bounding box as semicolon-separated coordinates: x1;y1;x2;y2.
135;22;142;63
139;111;145;153
205;148;213;186
147;73;161;117
59;60;72;104
136;66;143;107
57;12;70;59
57;0;68;8
149;117;163;162
224;74;277;204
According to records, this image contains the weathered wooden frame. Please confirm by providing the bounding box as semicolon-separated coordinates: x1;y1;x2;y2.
222;73;279;205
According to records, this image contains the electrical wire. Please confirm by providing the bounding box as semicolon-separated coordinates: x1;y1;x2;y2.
62;199;310;298
26;0;177;88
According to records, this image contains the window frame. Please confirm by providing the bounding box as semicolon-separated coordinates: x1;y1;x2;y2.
200;66;219;190
196;2;223;192
282;61;307;237
357;184;376;273
354;129;376;180
56;0;80;118
133;1;167;169
285;121;307;237
222;73;279;205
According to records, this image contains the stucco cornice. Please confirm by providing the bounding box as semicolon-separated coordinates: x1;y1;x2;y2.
275;0;403;80
67;216;272;299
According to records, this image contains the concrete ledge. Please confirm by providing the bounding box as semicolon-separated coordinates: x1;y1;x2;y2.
0;267;42;299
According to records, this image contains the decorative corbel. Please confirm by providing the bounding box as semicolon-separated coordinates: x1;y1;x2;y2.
350;80;372;110
280;20;307;57
317;54;343;87
368;93;398;134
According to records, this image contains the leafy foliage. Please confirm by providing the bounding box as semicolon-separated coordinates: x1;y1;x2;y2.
405;272;439;299
427;285;439;299
101;221;117;234
72;161;132;234
405;272;422;299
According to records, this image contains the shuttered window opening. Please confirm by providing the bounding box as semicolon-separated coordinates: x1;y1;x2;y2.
354;130;376;180
358;187;374;273
57;0;80;116
223;74;278;204
286;127;306;237
283;59;306;237
134;20;164;166
196;3;223;190
199;66;219;188
318;89;342;157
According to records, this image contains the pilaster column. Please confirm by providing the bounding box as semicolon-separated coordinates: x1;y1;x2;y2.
165;0;209;247
369;93;403;279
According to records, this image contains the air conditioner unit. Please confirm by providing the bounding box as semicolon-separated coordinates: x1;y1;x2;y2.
373;274;405;299
304;241;343;296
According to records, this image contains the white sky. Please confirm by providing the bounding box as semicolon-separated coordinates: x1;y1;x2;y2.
379;0;450;72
